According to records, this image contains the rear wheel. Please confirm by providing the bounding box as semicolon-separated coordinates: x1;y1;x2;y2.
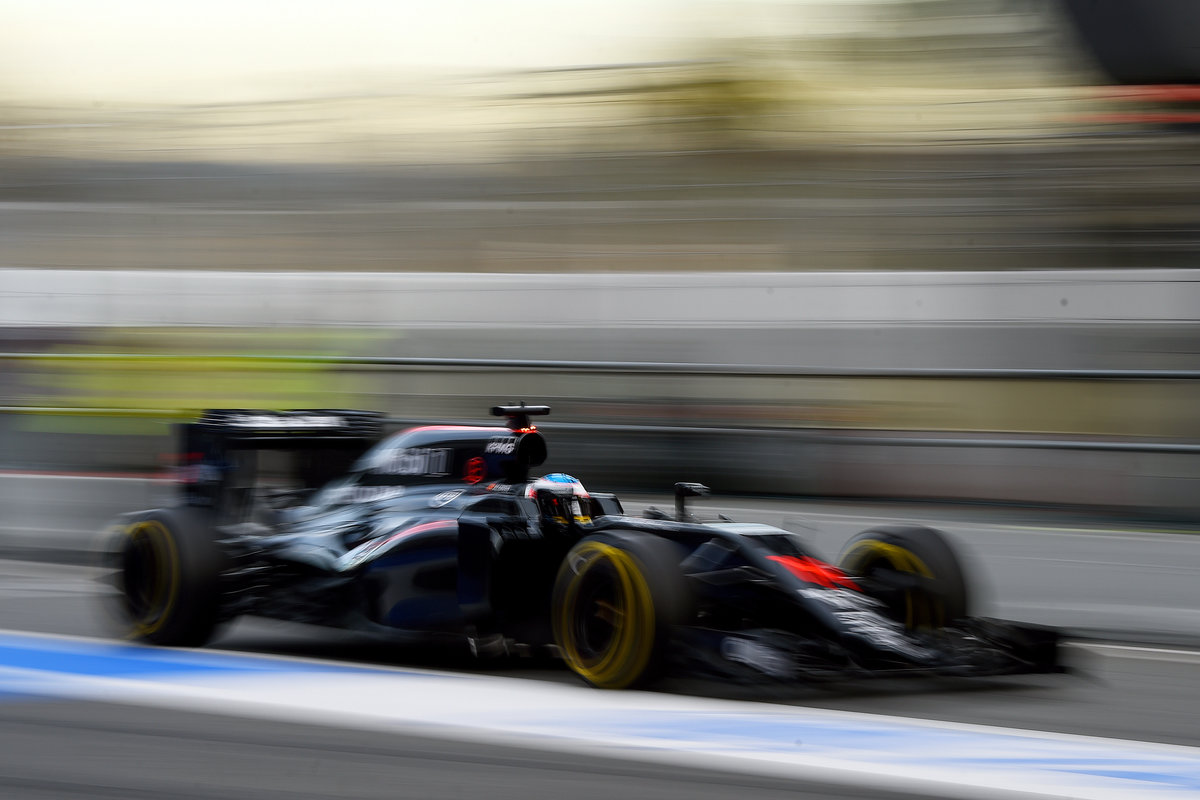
552;532;690;689
838;525;968;630
116;508;225;647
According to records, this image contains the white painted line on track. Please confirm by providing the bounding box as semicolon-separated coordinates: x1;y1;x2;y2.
0;629;1198;800
6;617;1183;674
0;527;110;537
0;472;167;482
697;503;1200;540
1071;642;1200;664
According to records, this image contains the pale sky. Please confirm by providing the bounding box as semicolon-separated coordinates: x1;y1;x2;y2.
0;0;725;103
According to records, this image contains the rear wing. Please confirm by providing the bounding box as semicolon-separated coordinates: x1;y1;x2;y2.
178;409;384;517
189;409;384;442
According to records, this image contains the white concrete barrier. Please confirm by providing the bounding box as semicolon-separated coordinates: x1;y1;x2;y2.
4;268;1199;513
4;269;1200;328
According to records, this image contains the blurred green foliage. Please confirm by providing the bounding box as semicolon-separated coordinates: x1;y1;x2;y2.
15;328;390;434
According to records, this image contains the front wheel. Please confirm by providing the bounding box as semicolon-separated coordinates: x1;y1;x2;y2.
114;508;225;647
838;525;969;630
551;531;690;689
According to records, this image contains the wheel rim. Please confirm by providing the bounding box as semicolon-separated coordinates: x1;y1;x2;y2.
120;520;180;637
842;540;940;629
556;542;655;689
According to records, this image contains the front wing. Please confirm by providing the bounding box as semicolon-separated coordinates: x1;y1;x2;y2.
671;618;1062;684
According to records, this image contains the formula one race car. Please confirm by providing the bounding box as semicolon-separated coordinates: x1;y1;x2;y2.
106;404;1059;689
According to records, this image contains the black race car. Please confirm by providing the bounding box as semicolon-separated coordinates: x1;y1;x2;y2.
107;404;1059;689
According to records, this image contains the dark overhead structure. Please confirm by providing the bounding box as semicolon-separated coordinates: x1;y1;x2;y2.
1061;0;1200;84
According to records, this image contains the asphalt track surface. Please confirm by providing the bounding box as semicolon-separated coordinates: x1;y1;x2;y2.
0;700;927;800
1;479;1199;798
5;146;1200;273
1;560;1199;799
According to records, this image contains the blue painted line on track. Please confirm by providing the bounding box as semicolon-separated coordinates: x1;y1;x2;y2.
561;710;1200;793
574;710;980;754
1070;768;1200;791
0;690;54;703
2;629;1200;798
0;631;417;681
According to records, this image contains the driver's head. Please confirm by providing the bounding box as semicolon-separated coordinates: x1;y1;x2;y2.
527;473;591;527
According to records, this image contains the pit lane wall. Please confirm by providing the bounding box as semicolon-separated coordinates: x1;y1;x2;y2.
4;268;1200;328
3;269;1199;515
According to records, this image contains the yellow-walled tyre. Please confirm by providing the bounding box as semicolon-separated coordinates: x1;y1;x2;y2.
552;532;690;690
116;508;224;647
838;525;969;631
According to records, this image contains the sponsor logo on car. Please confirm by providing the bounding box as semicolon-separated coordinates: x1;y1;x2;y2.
484;437;518;455
799;588;930;659
342;486;407;504
720;636;795;679
377;447;452;477
229;414;346;429
430;489;464;507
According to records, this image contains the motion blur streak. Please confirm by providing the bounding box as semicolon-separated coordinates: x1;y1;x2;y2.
2;628;1200;800
3;0;1200;514
2;2;1199;799
3;266;1199;511
1;2;1197;273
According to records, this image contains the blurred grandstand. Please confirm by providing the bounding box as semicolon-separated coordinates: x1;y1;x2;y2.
3;1;1200;513
1;1;1196;275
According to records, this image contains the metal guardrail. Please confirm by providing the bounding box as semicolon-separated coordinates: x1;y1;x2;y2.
383;419;1200;455
2;352;1200;380
1;408;1197;454
3;353;1200;454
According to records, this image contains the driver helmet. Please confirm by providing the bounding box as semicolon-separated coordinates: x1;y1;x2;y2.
527;473;592;525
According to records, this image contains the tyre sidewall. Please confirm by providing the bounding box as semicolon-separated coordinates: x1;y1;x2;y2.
838;525;969;627
552;530;690;689
116;507;224;647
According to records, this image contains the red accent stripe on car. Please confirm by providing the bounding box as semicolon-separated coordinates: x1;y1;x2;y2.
767;555;860;590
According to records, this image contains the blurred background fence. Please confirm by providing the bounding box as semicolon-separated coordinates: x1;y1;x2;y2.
4;1;1200;517
3;269;1199;515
